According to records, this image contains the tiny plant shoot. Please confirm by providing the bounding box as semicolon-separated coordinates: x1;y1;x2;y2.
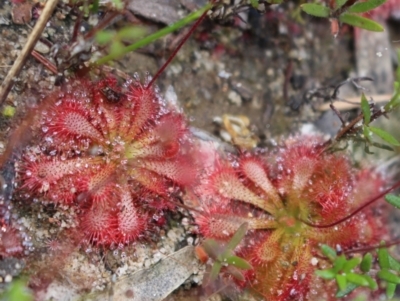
301;0;387;36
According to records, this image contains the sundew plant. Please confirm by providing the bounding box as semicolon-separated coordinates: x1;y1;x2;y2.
1;0;400;300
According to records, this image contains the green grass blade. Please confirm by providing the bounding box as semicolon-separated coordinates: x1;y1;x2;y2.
95;3;213;66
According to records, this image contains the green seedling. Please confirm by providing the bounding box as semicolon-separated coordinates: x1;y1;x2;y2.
200;222;253;287
301;0;387;33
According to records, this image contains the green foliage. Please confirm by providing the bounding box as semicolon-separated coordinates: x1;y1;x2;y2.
368;126;400;146
200;223;253;286
71;0;102;17
358;56;400;152
386;282;397;299
377;203;400;297
95;26;147;60
95;3;213;66
91;0;99;13
2;105;15;117
316;243;400;299
316;248;376;297
360;94;371;125
335;0;348;9
301;3;330;17
360;253;372;272
249;0;260;8
110;0;123;10
266;0;283;3
301;0;386;33
339;13;384;32
377;269;400;284
385;194;400;209
0;279;33;301
321;244;337;261
384;51;400;111
347;0;387;13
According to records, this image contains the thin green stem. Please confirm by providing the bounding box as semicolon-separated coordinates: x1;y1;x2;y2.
94;3;213;66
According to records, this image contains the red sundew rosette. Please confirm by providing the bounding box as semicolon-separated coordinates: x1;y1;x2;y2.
18;76;200;247
193;135;388;301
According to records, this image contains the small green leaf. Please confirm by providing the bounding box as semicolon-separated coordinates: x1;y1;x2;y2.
201;239;220;259
397;51;400;83
369;126;400;146
385;194;400;209
226;265;246;281
301;3;330;17
315;269;336;280
224;256;253;270
90;0;99;13
386;282;397;299
201;264;213;287
364;274;378;290
321;244;337;261
226;223;248;251
117;26;146;40
335;283;358;298
249;0;259;8
209;261;222;282
333;255;347;273
95;31;114;45
364;143;374;154
346;273;369;286
1;280;33;301
109;41;126;58
360;253;372;272
348;0;387;13
363;125;373;142
343;257;361;273
377;269;400;284
389;255;400;272
2;105;15;117
266;0;283;4
360;93;371;124
111;0;124;9
385;79;400;110
339;13;384;32
371;142;394;151
336;274;347;291
335;0;348;9
378;244;390;269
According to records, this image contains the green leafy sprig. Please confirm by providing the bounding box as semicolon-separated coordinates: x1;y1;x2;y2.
316;242;400;299
200;223;253;286
329;51;400;153
316;245;377;298
0;279;33;301
95;3;212;66
95;26;147;60
301;0;387;32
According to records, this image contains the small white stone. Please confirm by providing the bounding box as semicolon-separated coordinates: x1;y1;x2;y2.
34;41;50;54
4;275;12;283
144;259;151;268
311;257;318;266
228;90;242;106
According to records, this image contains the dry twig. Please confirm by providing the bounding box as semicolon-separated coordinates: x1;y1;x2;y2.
0;0;58;106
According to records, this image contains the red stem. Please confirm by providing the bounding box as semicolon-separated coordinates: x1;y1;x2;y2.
145;8;210;89
343;239;400;255
300;180;400;228
31;49;58;74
